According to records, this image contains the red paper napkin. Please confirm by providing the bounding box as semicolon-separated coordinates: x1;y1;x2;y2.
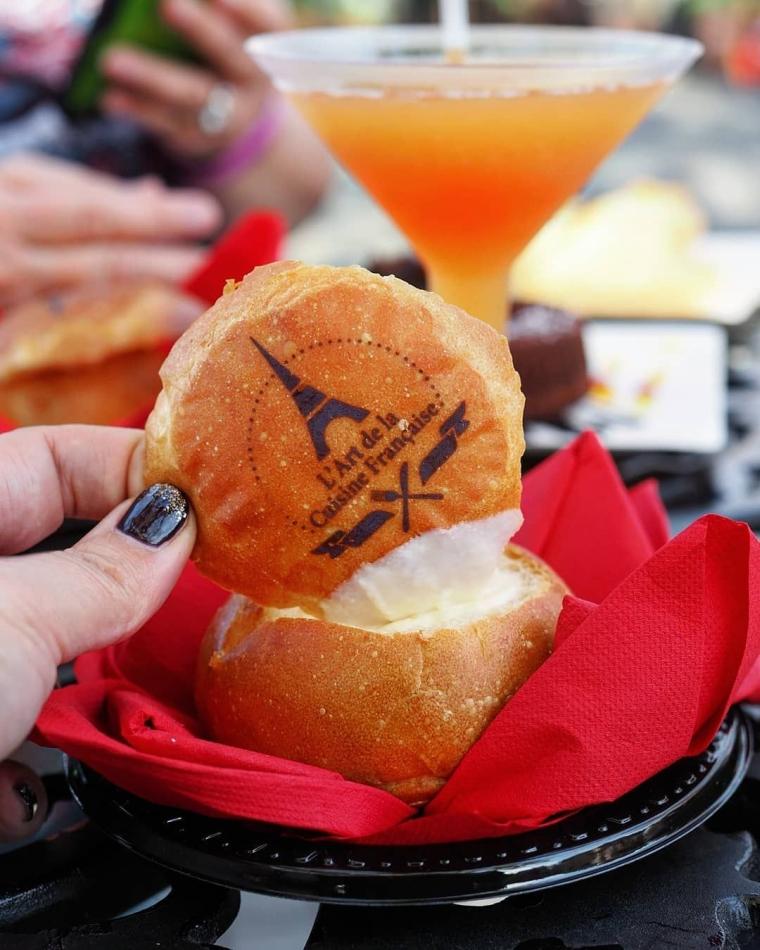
35;432;760;844
181;210;284;306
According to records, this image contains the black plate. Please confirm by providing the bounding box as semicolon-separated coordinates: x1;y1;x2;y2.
66;708;752;906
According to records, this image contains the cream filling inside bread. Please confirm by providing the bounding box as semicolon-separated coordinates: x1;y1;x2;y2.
324;509;523;627
264;549;540;635
265;510;527;634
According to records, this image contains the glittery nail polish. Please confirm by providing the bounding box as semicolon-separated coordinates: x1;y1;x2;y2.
13;782;38;822
118;484;190;547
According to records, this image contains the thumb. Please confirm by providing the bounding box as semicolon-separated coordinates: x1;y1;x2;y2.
11;484;196;667
0;484;195;761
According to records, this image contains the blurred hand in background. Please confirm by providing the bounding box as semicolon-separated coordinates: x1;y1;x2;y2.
0;153;221;308
100;0;330;225
101;0;289;159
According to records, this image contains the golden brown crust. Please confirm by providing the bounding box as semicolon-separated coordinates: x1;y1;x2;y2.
0;348;165;426
0;281;194;383
195;546;566;805
145;262;524;608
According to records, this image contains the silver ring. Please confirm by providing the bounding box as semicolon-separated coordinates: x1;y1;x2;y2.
197;83;235;136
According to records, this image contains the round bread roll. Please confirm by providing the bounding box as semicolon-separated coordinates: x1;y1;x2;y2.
144;261;524;610
0;281;199;384
0;348;165;427
196;545;566;805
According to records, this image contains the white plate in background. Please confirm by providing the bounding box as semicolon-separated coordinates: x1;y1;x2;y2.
526;320;728;455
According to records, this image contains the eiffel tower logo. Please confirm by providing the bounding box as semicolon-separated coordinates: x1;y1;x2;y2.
252;338;370;461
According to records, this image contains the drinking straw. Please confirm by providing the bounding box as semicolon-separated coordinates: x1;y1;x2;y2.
440;0;470;59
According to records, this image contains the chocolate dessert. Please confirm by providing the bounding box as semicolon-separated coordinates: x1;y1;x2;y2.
369;255;426;290
509;302;588;420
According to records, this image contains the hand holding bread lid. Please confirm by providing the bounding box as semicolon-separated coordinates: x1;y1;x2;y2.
144;262;567;804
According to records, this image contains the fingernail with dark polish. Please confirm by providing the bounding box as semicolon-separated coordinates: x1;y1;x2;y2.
14;782;38;822
118;484;190;547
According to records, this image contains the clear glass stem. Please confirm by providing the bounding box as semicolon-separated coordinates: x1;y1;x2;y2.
427;265;510;333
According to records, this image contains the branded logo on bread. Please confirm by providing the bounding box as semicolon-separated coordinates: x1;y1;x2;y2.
251;339;370;460
249;338;470;557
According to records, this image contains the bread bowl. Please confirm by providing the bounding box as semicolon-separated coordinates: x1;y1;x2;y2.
196;544;566;804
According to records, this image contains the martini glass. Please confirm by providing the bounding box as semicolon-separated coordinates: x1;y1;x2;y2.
249;26;702;332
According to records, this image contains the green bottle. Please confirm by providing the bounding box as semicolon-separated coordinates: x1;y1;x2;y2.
64;0;201;116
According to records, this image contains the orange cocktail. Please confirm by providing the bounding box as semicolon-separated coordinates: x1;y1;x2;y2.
250;26;702;331
292;83;664;329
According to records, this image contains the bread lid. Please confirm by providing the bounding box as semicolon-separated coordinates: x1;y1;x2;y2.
145;262;524;610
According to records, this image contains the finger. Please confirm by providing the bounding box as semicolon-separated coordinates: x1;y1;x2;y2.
0;235;34;307
0;153;220;242
6;484;195;665
0;487;195;759
22;240;205;293
213;0;294;34
102;46;215;113
0;153;124;191
0;179;221;243
0;425;144;555
0;761;48;843
103;89;219;157
161;0;260;83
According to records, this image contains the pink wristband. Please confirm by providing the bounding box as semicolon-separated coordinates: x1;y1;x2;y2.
188;95;285;188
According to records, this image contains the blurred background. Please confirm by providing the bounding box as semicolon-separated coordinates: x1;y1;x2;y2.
0;0;759;527
282;0;760;230
1;0;758;220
